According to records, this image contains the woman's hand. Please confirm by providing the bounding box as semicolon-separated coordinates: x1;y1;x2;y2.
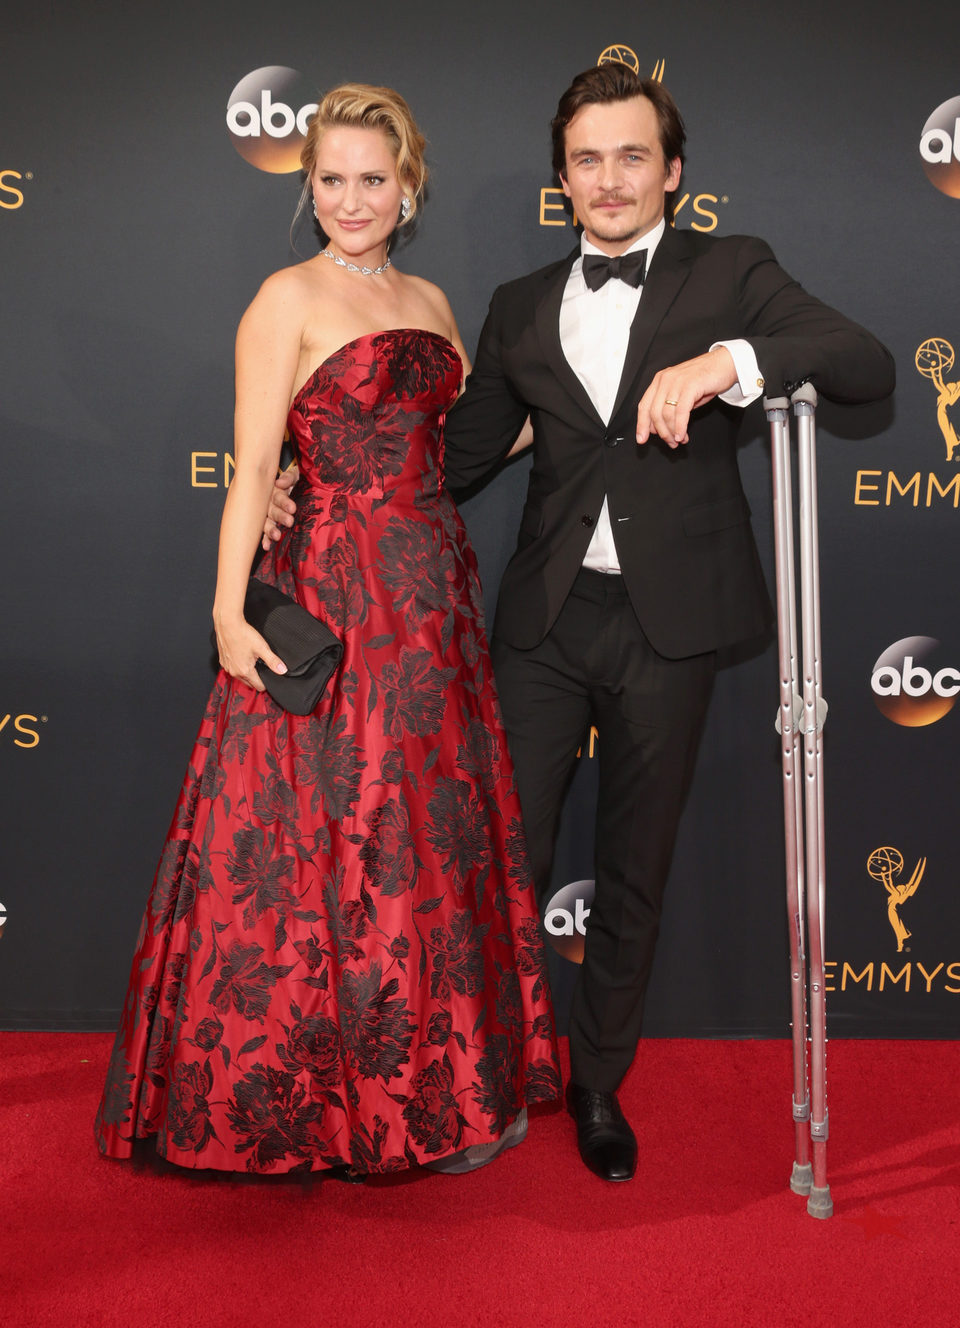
213;615;287;692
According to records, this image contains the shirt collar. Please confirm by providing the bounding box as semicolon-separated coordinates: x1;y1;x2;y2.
579;217;666;267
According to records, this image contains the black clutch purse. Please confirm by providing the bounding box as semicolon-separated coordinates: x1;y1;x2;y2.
243;578;343;716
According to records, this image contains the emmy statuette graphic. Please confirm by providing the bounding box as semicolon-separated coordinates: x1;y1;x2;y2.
916;337;960;462
867;846;926;953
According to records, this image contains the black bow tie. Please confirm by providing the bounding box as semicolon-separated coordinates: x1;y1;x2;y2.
582;249;647;291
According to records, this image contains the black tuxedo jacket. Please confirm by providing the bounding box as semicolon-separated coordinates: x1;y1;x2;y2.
444;227;895;658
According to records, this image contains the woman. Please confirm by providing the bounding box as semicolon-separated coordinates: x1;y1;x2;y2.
95;83;560;1176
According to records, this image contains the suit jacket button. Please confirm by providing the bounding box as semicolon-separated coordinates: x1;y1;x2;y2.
604;433;622;447
581;514;594;527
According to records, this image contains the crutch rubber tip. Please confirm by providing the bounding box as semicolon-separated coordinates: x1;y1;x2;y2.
790;1162;813;1196
807;1185;833;1220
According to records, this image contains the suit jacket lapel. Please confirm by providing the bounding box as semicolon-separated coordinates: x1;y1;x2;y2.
609;226;694;425
534;248;605;429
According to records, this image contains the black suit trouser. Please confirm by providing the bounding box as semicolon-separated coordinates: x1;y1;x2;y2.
492;569;715;1092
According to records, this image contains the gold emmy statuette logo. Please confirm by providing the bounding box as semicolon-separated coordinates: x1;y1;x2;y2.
916;337;960;463
854;333;960;508
867;846;925;953
597;45;665;82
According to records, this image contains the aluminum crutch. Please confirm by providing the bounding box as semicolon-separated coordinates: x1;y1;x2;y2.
765;382;832;1220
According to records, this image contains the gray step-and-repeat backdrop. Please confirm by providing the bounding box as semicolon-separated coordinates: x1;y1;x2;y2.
2;0;958;1038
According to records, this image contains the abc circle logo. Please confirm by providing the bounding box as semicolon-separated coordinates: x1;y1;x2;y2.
226;67;318;174
871;636;960;727
919;96;960;199
543;879;594;964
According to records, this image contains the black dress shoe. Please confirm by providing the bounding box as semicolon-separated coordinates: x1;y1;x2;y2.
566;1081;637;1182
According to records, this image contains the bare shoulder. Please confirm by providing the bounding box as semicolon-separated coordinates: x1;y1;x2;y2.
396;271;457;334
400;270;452;308
245;261;317;319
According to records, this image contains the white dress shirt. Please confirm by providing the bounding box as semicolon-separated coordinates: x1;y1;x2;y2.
558;220;763;573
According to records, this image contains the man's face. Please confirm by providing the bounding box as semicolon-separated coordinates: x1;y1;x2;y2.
560;95;681;254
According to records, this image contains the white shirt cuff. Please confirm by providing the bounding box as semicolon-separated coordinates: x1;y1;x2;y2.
711;339;765;407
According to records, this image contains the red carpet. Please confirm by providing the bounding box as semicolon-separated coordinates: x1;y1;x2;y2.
2;1034;958;1327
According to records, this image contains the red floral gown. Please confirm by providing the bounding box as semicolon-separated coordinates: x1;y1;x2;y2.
95;328;560;1174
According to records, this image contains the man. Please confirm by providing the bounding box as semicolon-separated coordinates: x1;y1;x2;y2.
269;64;894;1183
438;64;894;1182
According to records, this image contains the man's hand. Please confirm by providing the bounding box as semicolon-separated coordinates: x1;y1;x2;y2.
262;465;299;550
636;347;738;448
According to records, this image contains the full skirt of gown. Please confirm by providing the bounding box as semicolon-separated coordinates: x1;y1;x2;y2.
95;328;561;1174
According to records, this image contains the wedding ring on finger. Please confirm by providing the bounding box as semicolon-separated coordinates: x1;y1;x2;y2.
665;399;679;406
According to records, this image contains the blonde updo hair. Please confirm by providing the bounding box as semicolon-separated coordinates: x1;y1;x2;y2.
299;82;428;231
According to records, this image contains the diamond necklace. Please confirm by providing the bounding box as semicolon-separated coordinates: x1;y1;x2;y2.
319;248;391;277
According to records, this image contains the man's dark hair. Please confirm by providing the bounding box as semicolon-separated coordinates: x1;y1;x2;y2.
551;63;686;219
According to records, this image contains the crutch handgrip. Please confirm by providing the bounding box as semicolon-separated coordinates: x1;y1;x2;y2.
790;381;819;409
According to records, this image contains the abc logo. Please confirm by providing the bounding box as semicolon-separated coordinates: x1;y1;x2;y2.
919;96;960;199
871;636;960;727
226;67;318;174
543;879;594;964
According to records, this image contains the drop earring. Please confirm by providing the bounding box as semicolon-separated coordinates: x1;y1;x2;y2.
400;197;412;221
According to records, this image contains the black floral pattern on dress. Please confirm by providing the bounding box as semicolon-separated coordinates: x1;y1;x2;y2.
474;1034;520;1135
226;826;297;930
377;516;455;631
524;1058;563;1104
505;816;534;891
293;713;367;819
495;968;523;1034
379;648;456;741
515;917;549;1005
456;718;502;794
321;866;370;965
311;393;411;493
338;962;416;1082
429;911;488;1003
149;840;188;937
168;1059;218;1153
307;532;373;632
193;1016;224;1052
277;1009;343;1091
397;1054;469;1154
227;1064;325;1170
251;753;305;851
97;1039;134;1131
286;487;325;571
359;797;420;896
379;750;404;785
383;333;459;399
425;777;492;890
209;941;295;1024
425;1010;452;1046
